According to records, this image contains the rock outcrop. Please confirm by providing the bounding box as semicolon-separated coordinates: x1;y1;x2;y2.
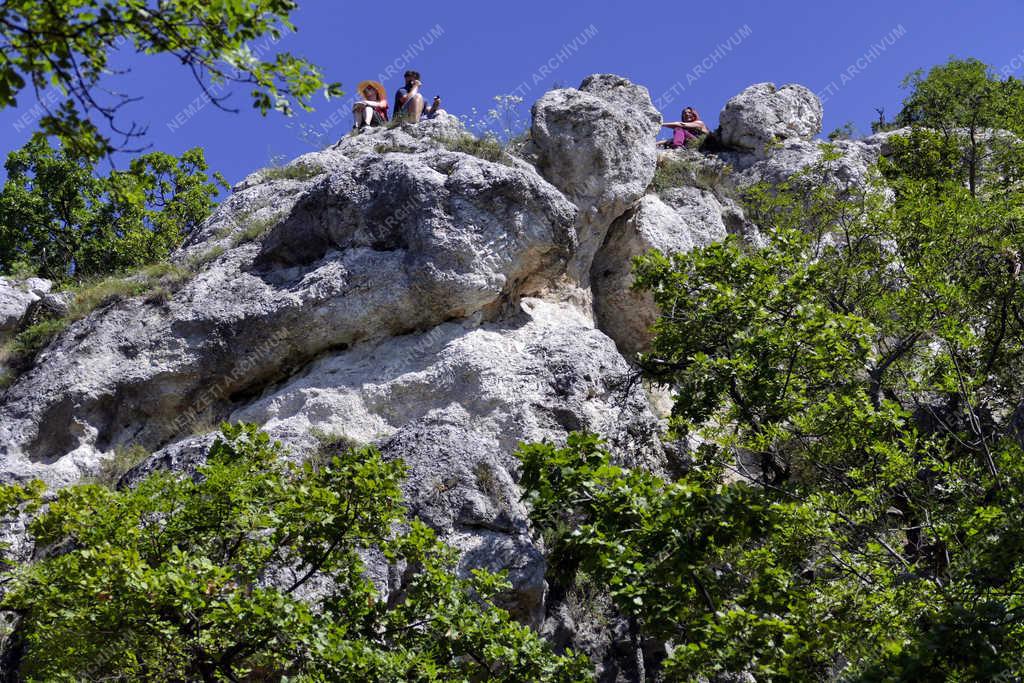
0;148;582;483
0;72;909;672
0;76;674;627
719;82;823;157
0;277;51;339
721;131;903;191
531;74;662;285
592;191;728;356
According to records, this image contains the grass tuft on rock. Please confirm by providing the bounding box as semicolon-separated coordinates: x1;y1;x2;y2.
259;162;327;182
85;444;151;488
439;134;507;163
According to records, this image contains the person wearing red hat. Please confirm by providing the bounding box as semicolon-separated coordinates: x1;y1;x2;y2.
352;80;389;130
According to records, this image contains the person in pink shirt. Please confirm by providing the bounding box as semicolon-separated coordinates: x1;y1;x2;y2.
658;107;710;149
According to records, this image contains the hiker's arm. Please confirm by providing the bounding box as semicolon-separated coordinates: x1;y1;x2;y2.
662;121;684;129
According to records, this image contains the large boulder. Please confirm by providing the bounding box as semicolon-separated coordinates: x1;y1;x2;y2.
592;190;728;356
719;83;823;158
0;150;578;485
531;74;662;285
0;278;51;339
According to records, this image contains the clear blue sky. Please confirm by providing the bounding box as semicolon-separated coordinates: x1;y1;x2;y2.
2;0;1024;185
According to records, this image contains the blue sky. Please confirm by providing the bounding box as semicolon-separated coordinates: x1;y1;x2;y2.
2;0;1024;185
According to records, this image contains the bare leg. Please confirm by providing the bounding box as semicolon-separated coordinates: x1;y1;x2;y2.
363;105;374;126
352;104;364;128
408;93;424;123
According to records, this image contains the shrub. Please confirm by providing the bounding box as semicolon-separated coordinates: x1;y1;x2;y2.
649;154;697;194
87;444;150;488
11;318;69;357
185;244;226;270
375;143;418;154
827;121;857;140
0;424;589;681
233;213;284;245
67;262;191;318
649;151;733;196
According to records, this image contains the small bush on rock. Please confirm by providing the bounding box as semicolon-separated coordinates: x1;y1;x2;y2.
375;142;418;154
440;134;507;163
10;318;69;358
90;444;150;488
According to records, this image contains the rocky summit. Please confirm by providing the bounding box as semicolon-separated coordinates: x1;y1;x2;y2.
0;75;902;666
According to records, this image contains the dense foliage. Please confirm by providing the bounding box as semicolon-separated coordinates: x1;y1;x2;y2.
1;0;341;155
0;135;225;284
0;424;587;681
520;59;1024;680
895;58;1024;195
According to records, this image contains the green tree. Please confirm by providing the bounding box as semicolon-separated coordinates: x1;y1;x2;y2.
521;111;1024;677
0;424;588;682
1;0;341;155
0;134;226;283
896;57;1024;195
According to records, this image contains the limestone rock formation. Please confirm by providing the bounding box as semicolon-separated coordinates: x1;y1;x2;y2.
531;74;662;284
0;75;674;628
719;82;823;157
592;191;728;356
0;277;51;339
0;72;912;673
0;149;580;487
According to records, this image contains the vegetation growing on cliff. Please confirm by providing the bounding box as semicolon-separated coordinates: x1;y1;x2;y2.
519;59;1024;680
0;424;587;681
0;136;226;284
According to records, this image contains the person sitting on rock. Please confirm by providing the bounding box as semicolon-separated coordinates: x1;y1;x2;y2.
658;106;710;149
352;80;389;131
394;70;442;123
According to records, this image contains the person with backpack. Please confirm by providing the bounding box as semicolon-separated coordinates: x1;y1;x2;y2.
352;80;389;130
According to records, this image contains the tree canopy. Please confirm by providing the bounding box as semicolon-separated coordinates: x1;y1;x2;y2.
0;0;342;155
895;57;1024;195
0;135;226;283
0;424;588;682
